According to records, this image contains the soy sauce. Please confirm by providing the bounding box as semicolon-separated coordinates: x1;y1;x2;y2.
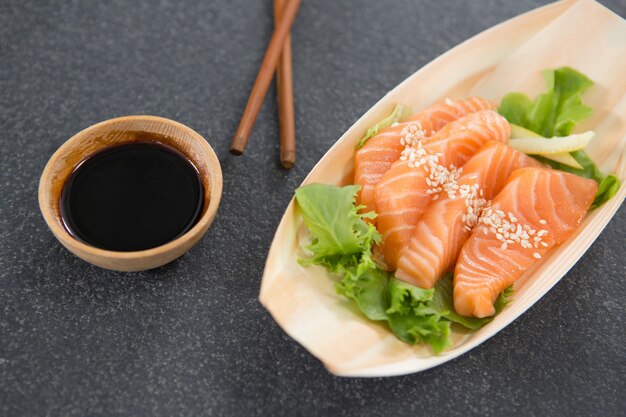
60;141;204;251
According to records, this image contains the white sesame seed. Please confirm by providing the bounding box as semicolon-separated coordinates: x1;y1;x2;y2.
539;219;547;225
533;252;542;259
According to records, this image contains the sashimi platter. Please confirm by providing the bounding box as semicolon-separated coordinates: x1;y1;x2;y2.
260;0;626;376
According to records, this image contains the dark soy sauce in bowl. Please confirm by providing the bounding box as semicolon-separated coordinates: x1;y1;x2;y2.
60;141;204;252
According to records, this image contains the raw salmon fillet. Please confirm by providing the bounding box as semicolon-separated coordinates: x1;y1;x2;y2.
454;167;598;318
374;110;510;270
395;141;542;288
354;97;495;219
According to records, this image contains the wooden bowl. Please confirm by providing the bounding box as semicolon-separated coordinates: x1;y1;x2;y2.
39;115;223;271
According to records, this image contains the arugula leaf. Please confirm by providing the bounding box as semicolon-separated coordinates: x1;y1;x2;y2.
499;67;593;137
295;184;380;276
499;67;620;208
356;104;412;149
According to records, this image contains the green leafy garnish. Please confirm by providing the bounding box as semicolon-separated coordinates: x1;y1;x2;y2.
428;273;513;329
337;267;389;321
295;184;513;354
295;184;380;278
499;67;593;138
499;67;620;208
386;278;451;353
430;274;490;329
356;104;412;149
593;175;620;209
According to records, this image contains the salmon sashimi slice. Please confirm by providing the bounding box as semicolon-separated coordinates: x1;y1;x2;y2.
374;110;510;271
454;167;598;318
354;97;495;219
395;141;542;289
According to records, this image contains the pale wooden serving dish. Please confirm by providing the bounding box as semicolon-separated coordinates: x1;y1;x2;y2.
39;115;223;272
260;0;626;377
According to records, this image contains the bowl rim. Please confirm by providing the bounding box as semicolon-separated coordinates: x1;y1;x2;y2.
38;114;223;263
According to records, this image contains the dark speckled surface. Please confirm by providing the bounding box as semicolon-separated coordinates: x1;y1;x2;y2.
1;1;625;416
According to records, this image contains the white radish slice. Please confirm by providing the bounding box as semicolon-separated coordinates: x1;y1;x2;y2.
540;152;584;169
508;131;595;155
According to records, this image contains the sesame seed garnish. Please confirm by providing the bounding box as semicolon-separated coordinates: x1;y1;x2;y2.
539;219;547;225
478;206;549;254
399;123;426;148
445;98;454;105
399;130;467;205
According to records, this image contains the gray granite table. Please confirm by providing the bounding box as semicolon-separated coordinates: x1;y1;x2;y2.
1;0;625;416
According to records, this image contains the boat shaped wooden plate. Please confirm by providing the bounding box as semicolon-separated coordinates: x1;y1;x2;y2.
260;0;626;377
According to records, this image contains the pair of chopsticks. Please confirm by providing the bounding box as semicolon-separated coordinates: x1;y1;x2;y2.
229;0;300;169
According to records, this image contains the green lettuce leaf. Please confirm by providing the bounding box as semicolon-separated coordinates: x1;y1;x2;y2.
356;104;412;149
384;275;513;352
593;175;620;209
430;273;490;329
336;267;389;321
499;67;619;208
295;184;380;276
428;273;513;330
494;285;515;314
386;278;451;353
499;67;593;137
295;184;514;354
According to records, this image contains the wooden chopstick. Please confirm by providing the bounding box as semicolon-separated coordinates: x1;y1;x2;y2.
274;0;296;168
229;0;302;156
